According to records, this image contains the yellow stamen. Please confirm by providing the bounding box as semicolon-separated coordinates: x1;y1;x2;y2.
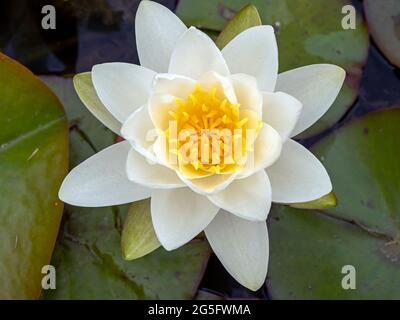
163;83;261;176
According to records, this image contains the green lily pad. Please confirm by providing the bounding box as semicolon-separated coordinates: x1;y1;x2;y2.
0;53;68;299
43;204;210;299
40;76;211;299
176;0;369;138
267;205;400;299
267;108;400;299
313;108;400;238
40;75;115;166
364;0;400;68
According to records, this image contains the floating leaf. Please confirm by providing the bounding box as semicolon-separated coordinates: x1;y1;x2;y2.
121;199;160;260
176;0;369;138
364;0;400;68
0;53;68;299
43;204;210;299
267;205;400;299
215;4;261;49
267;109;400;299
41;76;211;299
313;108;400;237
289;192;337;210
40;75;115;167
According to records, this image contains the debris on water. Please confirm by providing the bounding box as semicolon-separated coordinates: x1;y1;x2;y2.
274;21;281;33
27;148;39;160
14;235;18;250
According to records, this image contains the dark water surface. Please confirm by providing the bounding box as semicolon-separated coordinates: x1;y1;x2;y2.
1;0;399;299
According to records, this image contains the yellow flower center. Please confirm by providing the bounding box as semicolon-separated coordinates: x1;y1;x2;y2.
164;84;262;178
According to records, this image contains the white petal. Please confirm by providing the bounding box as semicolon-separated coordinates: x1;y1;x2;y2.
178;172;237;195
198;71;237;104
153;134;177;169
126;148;184;188
153;73;196;99
205;211;269;291
121;105;158;161
169;27;229;79
208;171;271;221
230;74;262;116
92;63;156;123
262;92;302;141
151;188;219;250
135;0;187;73
266;139;332;203
222;26;278;92
148;94;177;131
275;64;346;137
59;141;151;207
239;123;282;179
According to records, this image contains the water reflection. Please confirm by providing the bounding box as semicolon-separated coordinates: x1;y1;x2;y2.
1;0;176;73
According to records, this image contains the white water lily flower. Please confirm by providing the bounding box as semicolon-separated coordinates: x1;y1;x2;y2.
59;0;345;291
